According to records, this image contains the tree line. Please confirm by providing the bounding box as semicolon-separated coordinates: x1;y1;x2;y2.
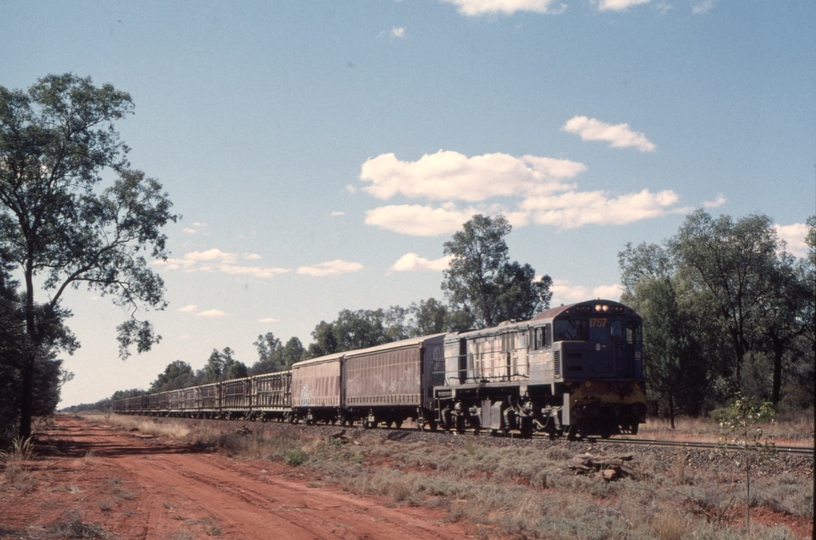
620;211;815;426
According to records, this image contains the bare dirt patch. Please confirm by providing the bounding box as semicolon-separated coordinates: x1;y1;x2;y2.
0;415;470;539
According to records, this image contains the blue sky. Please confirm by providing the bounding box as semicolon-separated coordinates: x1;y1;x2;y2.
2;0;813;407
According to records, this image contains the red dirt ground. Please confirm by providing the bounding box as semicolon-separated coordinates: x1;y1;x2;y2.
0;415;472;539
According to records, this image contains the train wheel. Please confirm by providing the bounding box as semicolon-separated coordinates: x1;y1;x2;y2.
455;416;466;435
469;417;481;436
520;417;533;439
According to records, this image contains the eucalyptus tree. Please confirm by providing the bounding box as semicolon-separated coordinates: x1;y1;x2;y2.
250;332;283;374
442;214;552;329
149;360;194;392
407;298;449;337
619;242;707;422
0;74;177;437
200;347;247;382
667;210;804;402
622;210;813;410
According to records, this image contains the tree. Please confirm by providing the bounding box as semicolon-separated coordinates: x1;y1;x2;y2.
619;243;708;423
442;214;552;328
199;347;247;383
668;210;806;403
248;333;304;374
0;247;71;442
407;298;449;337
250;332;282;375
281;337;305;369
717;392;776;532
306;308;413;358
0;74;177;437
621;211;813;412
149;360;194;392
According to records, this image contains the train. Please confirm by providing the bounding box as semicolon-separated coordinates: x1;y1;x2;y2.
113;299;647;439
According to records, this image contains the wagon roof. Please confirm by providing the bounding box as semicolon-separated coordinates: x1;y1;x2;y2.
344;333;445;358
292;351;345;369
292;333;446;369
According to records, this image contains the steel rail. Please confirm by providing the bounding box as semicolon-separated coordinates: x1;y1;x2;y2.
585;436;814;456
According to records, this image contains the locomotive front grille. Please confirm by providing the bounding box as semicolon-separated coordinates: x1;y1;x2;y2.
554;351;561;378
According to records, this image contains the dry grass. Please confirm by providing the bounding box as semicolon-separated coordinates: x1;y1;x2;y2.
80;413;191;439
51;510;110;539
0;436;35;465
639;414;814;446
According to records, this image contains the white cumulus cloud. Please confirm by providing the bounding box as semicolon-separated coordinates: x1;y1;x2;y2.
595;0;651;11
218;265;289;278
775;223;810;258
365;204;480;236
391;27;406;38
196;309;226;318
154;248;289;278
357;149;689;236
297;259;364;277
702;193;727;208
360;150;585;202
441;0;562;16
562;116;656;152
177;304;199;313
691;0;717;14
521;188;680;229
390;253;452;272
259;317;280;323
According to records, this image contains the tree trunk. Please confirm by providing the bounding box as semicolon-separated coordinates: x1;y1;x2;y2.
18;352;34;438
771;337;783;405
19;264;38;439
668;393;675;430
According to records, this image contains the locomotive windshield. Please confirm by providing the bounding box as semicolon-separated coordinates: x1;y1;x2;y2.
553;319;589;341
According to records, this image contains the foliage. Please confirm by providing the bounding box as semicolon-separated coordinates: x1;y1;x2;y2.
620;210;814;412
200;347;247;383
407;298;449;336
619;259;706;424
307;308;400;357
0;436;34;464
0;74;177;437
442;214;552;329
249;333;305;374
717;392;777;531
149;360;194;392
0;250;70;443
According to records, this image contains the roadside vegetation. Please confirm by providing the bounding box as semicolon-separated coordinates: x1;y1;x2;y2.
79;413;813;540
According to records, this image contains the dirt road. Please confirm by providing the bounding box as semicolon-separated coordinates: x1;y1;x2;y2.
0;415;469;539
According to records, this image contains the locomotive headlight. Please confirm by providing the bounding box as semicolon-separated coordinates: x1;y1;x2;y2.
595;304;602;311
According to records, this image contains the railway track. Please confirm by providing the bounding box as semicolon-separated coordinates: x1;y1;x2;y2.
585;436;814;456
121;412;815;457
